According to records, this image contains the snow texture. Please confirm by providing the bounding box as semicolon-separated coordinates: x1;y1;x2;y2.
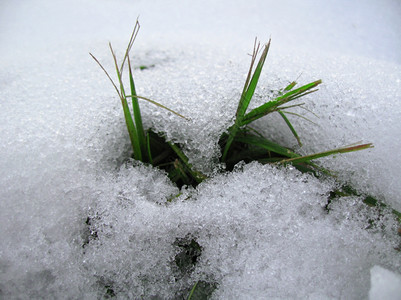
1;0;401;299
369;265;401;300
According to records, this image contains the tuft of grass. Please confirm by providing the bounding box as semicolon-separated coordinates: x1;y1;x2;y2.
220;38;321;162
90;21;202;187
218;39;372;175
90;21;376;187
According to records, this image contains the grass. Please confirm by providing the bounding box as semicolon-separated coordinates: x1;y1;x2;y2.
217;38;373;173
90;21;203;187
91;22;373;186
90;21;401;299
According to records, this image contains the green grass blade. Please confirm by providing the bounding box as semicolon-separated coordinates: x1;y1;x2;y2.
168;142;190;164
187;281;199;300
90;51;142;159
279;110;317;125
173;159;192;184
240;99;280;126
119;19;140;74
236;40;271;119
279;88;320;103
278;143;374;165
278;110;302;147
221;129;237;162
240;39;260;96
222;40;271;162
109;43;142;160
234;134;300;158
283;80;322;99
127;55;148;161
126;95;189;120
241;80;322;125
89;53;122;98
283;81;297;92
168;142;206;184
146;132;153;165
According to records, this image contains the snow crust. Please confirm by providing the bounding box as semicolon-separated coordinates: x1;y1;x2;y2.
1;0;401;298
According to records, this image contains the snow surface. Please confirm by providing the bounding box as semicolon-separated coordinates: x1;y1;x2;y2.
369;266;401;300
1;0;401;298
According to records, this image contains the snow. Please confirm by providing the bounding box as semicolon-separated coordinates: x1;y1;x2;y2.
1;0;401;298
369;266;401;300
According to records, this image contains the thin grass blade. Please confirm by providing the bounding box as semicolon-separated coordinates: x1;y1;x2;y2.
236;40;271;119
222;40;271;161
187;281;199;300
168;142;206;184
146;133;153;165
282;80;322;100
89;53;122;99
119;20;140;74
109;43;142;160
283;81;297;92
241;39;259;96
241;80;322;125
234;134;300;158
90;51;141;159
279;110;317;125
278;110;302;147
128;55;148;161
278;143;374;165
173;159;191;184
126;95;189;120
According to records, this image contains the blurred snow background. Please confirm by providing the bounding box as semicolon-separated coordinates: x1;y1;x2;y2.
1;0;401;299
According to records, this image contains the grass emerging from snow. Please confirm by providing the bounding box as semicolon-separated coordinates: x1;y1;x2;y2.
90;21;203;187
91;21;373;187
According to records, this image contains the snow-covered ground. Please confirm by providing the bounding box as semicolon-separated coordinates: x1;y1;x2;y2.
1;0;401;299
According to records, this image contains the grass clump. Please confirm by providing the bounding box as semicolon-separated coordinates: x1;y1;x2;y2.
90;21;205;188
218;38;372;173
91;22;372;187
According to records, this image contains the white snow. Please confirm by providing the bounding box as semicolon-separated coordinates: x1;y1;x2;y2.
1;0;401;298
369;265;401;300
